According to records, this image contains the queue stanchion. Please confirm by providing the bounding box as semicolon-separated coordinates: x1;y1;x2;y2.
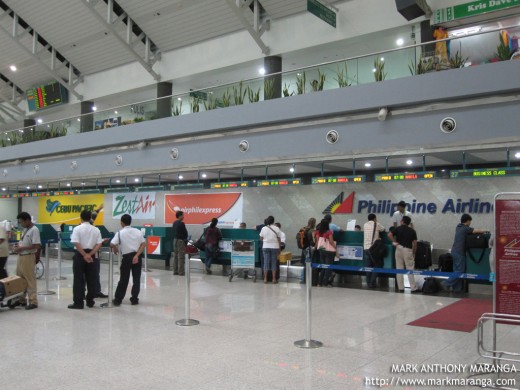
294;260;322;349
38;242;56;296
101;251;114;308
54;234;66;280
175;253;199;326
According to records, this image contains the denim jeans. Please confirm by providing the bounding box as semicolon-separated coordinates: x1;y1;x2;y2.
205;243;218;269
364;250;378;288
444;252;465;292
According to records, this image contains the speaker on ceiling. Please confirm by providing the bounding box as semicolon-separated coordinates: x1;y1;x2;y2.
395;0;431;21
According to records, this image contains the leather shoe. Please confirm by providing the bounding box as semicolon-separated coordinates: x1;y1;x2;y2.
68;304;84;309
96;293;108;298
410;289;422;294
86;301;95;308
112;299;121;306
130;299;139;305
25;303;38;310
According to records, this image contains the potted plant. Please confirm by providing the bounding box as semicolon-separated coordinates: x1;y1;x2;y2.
296;72;306;94
247;86;261;103
221;89;231;107
495;33;513;61
203;96;220;110
233;81;247;105
408;57;434;75
310;69;326;91
373;58;386;81
449;51;468;69
263;79;275;100
191;97;200;113
172;101;182;116
282;83;294;97
334;63;351;87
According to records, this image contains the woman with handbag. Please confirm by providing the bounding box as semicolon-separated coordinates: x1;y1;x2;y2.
316;219;336;287
204;218;222;275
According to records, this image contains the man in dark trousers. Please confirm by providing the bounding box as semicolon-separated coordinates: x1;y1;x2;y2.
110;214;146;306
172;210;188;275
388;216;420;293
68;210;103;309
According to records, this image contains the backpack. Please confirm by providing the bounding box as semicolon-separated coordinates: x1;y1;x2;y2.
296;227;311;249
438;253;453;272
422;277;439;295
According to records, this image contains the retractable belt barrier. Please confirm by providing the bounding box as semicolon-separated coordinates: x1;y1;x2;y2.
311;263;491;281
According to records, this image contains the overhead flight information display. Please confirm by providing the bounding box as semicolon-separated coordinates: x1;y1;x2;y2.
256;178;302;187
450;167;520;178
312;175;365;184
375;172;436;182
26;82;68;111
211;181;251;189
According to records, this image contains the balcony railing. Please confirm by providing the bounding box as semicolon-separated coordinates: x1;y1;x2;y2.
1;24;518;148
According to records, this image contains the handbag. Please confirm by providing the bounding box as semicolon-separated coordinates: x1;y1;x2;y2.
317;235;335;252
193;231;206;251
466;234;488;249
368;223;387;261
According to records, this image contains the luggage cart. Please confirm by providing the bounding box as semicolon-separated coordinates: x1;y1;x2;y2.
0;291;25;310
229;240;256;283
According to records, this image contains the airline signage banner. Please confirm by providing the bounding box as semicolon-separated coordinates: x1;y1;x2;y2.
147;236;161;255
38;194;105;225
164;193;243;226
112;192;156;220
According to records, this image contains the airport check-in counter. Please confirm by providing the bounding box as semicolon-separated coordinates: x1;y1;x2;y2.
35;224;59;243
135;226;173;268
333;230;395;270
60;224;114;252
199;228;261;266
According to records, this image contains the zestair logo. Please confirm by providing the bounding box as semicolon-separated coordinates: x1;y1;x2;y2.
323;192;355;214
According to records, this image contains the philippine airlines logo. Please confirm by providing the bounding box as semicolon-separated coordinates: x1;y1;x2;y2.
323;192;355;214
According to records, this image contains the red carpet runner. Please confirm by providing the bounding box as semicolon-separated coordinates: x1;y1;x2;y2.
407;298;493;333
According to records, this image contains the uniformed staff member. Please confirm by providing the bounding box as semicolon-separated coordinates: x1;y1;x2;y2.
68;210;103;309
110;214;146;306
14;212;40;310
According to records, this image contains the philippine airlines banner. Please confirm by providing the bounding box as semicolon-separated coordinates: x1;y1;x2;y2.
112;192;156;220
164;193;243;226
38;194;105;225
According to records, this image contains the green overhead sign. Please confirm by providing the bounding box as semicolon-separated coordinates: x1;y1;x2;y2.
433;0;520;24
307;0;336;28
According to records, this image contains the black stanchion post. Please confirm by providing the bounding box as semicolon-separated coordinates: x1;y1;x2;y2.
294;261;323;349
175;253;199;326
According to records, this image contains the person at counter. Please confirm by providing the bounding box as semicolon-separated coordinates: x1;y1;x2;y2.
388;216;420;293
392;201;414;229
14;212;40;310
274;222;286;250
204;218;222;275
172;210;188;276
324;214;343;233
259;216;281;284
442;213;487;294
363;214;385;288
315;219;336;288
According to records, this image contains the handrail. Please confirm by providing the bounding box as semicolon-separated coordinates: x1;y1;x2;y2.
1;23;518;139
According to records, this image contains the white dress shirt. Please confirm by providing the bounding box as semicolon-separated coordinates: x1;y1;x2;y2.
71;222;102;249
110;226;145;255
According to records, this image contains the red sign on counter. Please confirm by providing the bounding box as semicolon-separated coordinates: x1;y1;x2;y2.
495;198;520;317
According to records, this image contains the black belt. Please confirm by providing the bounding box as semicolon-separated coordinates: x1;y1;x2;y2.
122;251;137;256
399;245;413;249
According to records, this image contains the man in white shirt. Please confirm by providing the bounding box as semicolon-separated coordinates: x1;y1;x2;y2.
1;220;12;240
392;201;414;229
68;210;103;309
363;213;385;288
110;214;146;306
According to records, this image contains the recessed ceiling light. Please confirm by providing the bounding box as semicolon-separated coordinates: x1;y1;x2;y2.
515;152;520;159
37;185;43;189
26;186;30;190
66;183;71;187
37;118;43;124
396;38;404;46
92;106;97;111
9;65;17;71
134;178;140;182
201;173;207;178
406;159;413;165
114;110;118;114
115;179;121;183
259;67;266;75
364;162;372;167
178;175;184;180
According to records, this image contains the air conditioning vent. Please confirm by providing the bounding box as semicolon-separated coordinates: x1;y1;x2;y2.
440;118;456;133
326;130;339;144
239;140;249;152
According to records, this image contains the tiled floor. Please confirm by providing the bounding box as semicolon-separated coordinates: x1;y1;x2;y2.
1;256;518;390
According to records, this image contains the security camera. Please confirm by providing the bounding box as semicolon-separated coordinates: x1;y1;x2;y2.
239;140;249;152
440;117;456;133
170;148;179;160
326;130;339;144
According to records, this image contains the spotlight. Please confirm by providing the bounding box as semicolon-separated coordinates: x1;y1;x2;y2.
377;107;388;121
396;38;404;46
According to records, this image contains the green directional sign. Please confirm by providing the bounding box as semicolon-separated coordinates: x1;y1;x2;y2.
189;90;208;101
433;0;520;24
307;0;336;28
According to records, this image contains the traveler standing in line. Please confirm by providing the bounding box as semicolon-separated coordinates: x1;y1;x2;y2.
300;217;316;284
392;201;414;229
443;213;487;293
14;212;40;310
172;210;188;276
110;214;146;306
68;210;103;309
90;211;108;298
315;219;336;287
323;214;343;233
388;216;420;293
363;214;385;288
0;221;8;279
259;216;281;284
204;218;222;275
274;222;286;250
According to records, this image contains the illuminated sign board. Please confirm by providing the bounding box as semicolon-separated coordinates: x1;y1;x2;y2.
312;175;365;184
375;172;436;182
170;183;204;191
256;178;302;187
450;167;520;179
211;181;251;189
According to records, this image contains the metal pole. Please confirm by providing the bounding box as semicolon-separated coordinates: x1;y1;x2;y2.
54;234;66;280
143;237;150;272
101;251;114;308
294;261;322;348
175;253;199;326
38;242;56;295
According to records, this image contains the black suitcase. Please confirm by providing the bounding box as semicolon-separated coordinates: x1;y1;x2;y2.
438;253;453;272
415;241;432;270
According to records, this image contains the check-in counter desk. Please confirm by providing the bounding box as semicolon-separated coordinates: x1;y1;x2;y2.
135;226;173;268
333;231;395;270
35;224;59;243
199;228;261;266
60;224;114;252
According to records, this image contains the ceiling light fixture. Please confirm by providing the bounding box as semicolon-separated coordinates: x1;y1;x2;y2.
364;162;372;168
201;173;207;178
1;188;6;191
26;186;31;190
406;159;413;165
66;183;71;187
37;118;43;124
92;106;97;111
396;38;404;46
9;65;17;71
114;110;118;114
289;165;295;173
177;97;182;101
259;67;266;75
115;179;121;184
77;118;81;122
37;185;43;189
178;175;183;180
134;178;140;182
380;57;385;62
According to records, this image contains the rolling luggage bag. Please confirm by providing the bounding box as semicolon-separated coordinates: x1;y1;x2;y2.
415;241;432;270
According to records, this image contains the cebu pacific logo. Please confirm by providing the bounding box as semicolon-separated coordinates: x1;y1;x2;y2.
45;199;97;215
46;199;61;215
323;192;355;214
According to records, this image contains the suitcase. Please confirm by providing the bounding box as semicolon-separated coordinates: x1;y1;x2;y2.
438;253;453;272
415;241;432;270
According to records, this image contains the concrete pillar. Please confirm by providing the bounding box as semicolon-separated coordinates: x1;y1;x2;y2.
157;81;173;119
80;101;95;133
264;56;282;100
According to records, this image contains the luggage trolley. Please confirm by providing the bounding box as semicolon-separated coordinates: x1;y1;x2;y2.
229;240;256;283
0;291;25;310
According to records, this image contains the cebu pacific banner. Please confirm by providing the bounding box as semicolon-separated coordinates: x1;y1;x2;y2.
38;194;105;225
164;193;243;226
112;192;156;220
